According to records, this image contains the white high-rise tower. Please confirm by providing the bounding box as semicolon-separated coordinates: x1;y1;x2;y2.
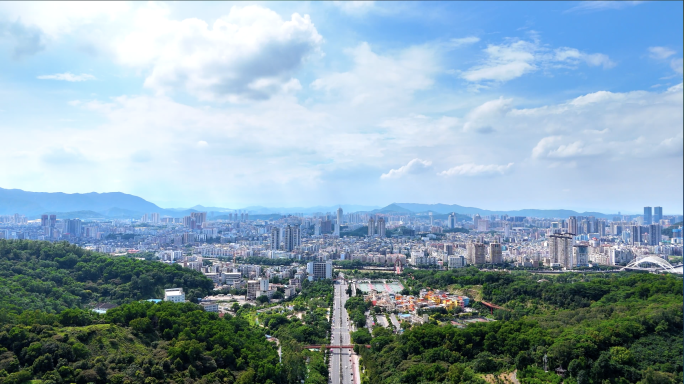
334;207;343;236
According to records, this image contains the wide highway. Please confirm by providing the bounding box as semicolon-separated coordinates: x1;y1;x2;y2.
330;277;357;384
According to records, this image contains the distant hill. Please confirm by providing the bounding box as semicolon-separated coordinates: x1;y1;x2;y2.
1;187;626;220
386;203;617;219
0;188;162;217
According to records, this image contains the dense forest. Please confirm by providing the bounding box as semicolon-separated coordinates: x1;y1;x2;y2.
0;240;213;320
358;267;683;384
0;240;328;384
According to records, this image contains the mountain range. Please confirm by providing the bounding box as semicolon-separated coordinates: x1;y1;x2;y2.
0;187;626;220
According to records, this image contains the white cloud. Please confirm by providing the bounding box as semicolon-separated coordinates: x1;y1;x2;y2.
649;46;676;60
463;38;614;83
37;72;95;82
463;97;512;133
566;1;642;13
311;42;440;107
532;137;589;159
555;47;615;68
381;159;432;179
463;40;537;82
671;58;683;75
439;162;513;177
115;5;322;102
450;36;480;47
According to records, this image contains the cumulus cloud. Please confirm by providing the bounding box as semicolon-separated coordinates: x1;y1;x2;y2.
439;162;513;177
463;97;512;133
115;5;322;102
37;72;95;82
381;159;432;179
463;40;537;82
462;37;614;83
532;137;589;159
311;42;439;107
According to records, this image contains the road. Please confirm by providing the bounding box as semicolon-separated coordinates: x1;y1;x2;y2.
330;278;358;384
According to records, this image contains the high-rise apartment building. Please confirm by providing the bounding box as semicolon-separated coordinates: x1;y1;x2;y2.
320;220;332;234
334;207;342;236
368;218;376;236
283;224;300;252
567;216;578;235
643;207;652;225
191;212;207;227
630;225;644;244
151;213;160;223
448;213;456;229
466;242;486;265
41;214;48;227
549;233;573;268
63;219;82;237
49;215;56;228
654;207;663;223
490;242;503;264
648;224;662;245
270;227;280;250
377;217;386;238
183;216;196;229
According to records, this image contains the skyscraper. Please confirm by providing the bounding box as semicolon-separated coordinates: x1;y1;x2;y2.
567;216;578;235
368;218;376;236
377;217;386;238
448;212;456;229
270;227;280;250
41;214;48;227
490;242;503;264
643;207;652;225
630;225;644;245
549;233;573;268
64;219;82;237
654;206;663;223
648;224;662;245
334;207;342;236
283;225;300;252
466;242;486;265
191;212;207;227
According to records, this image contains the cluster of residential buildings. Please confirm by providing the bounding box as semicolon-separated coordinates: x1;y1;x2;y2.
1;206;681;274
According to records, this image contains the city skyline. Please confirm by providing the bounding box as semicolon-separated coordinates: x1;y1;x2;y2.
1;1;682;211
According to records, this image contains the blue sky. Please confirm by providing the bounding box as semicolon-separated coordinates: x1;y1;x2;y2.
0;1;682;213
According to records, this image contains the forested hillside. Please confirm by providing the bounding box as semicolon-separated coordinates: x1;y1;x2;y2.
358;268;683;384
0;240;303;384
0;240;213;321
